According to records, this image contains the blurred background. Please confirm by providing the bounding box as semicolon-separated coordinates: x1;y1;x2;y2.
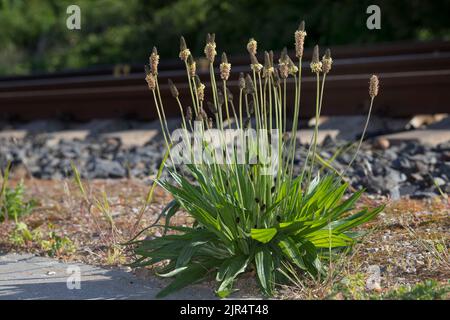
0;0;448;198
1;0;449;76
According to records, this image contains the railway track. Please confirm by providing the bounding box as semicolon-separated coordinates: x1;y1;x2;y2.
0;41;449;121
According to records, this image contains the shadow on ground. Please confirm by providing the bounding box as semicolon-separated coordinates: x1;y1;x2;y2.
0;252;218;300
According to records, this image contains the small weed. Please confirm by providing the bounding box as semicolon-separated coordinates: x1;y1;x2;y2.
401;221;449;269
328;277;449;300
327;273;369;300
106;245;127;265
380;280;449;300
40;223;76;257
0;180;37;223
9;222;35;246
71;163;118;235
9;221;76;257
1;162;36;223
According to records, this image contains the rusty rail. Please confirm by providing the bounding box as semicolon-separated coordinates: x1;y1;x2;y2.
0;41;449;120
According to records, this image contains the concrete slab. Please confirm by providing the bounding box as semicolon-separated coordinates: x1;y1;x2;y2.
380;129;450;146
0;129;27;140
45;130;90;147
427;115;450;129
311;116;410;141
100;119;182;146
76;119;134;136
0;253;220;300
407;114;448;129
297;129;339;144
102;129;159;146
18;120;65;134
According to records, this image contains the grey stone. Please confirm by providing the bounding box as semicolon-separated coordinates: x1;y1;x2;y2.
88;159;126;179
1;119;449;200
399;184;418;197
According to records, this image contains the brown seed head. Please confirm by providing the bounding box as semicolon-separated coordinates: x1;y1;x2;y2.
206;33;216;44
244;74;255;95
298;20;305;32
310;45;322;73
250;53;258;65
248;100;254;115
145;73;156;91
369;75;379;98
180;36;187;51
238;72;246;90
179;49;191;62
187;55;196;77
208;117;213;128
278;48;289;79
272;69;281;86
311;45;320;63
220;52;231;81
279;47;288;63
179;36;191;61
204;33;217;63
264;51;270;69
144;64;151;76
321;48;333;74
295;21;307;58
221;51;228;64
247;38;257;55
204;43;216;63
287;57;298;75
195;75;206;101
168;79;179;98
186;106;193;121
250;53;263;73
217;90;224;107
278;63;289;79
263;51;274;78
150;47;159;75
197;83;206;101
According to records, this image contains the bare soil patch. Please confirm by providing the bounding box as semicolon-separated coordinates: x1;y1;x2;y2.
0;179;448;299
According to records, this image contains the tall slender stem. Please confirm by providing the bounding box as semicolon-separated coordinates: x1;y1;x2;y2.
307;73;321;184
223;81;231;128
343;97;374;175
184;62;198;116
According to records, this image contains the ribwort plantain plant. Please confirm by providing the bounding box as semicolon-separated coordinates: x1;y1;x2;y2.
132;21;384;298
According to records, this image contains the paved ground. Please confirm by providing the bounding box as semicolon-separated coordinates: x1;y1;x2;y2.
0;253;218;300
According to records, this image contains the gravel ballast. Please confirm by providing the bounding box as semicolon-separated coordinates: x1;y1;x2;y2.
0;133;449;199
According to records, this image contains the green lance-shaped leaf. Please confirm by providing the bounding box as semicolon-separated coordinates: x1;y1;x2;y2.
156;259;219;298
254;245;275;296
216;255;249;298
251;228;277;243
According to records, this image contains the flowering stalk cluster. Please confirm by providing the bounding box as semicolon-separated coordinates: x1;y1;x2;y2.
138;22;382;298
